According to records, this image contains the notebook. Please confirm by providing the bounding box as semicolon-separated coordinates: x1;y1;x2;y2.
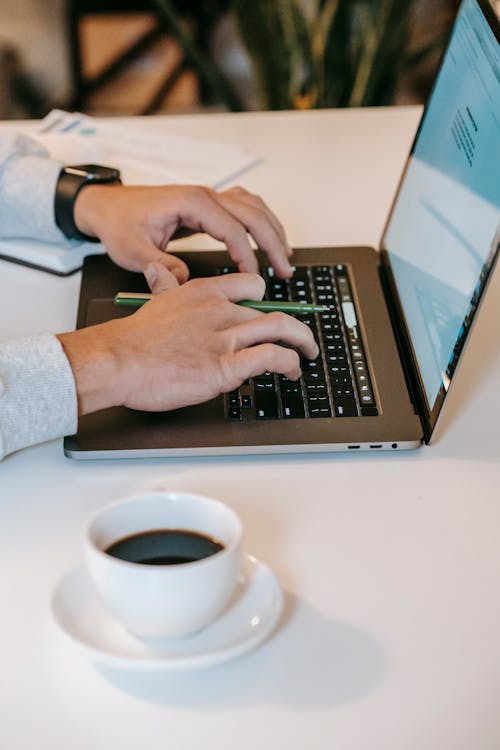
64;0;500;459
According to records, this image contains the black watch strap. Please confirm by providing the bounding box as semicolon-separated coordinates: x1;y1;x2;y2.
54;164;122;242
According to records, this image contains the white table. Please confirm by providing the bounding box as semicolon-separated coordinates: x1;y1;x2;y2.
1;108;500;750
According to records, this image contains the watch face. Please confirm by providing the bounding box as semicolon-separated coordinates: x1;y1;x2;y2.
66;164;121;181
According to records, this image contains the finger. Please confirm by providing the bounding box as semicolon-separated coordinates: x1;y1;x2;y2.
191;272;267;304
178;187;259;274
219;186;290;253
138;245;188;284
144;262;180;294
231;343;302;382
117;236;190;283
214;190;293;278
231;311;319;361
158;252;190;284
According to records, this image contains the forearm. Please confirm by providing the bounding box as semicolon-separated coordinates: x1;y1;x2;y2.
0;332;77;459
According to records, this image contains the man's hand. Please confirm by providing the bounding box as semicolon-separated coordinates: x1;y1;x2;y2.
73;183;294;291
56;274;318;416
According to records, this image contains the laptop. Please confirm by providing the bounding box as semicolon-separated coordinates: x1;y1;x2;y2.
64;0;500;459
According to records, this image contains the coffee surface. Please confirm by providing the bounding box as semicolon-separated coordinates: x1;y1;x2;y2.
105;529;224;565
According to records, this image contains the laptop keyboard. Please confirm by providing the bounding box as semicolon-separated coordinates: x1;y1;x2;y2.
222;264;378;421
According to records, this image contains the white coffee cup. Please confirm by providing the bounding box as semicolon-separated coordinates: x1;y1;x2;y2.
84;491;242;638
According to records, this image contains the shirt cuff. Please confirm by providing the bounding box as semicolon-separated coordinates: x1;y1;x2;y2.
0;332;77;459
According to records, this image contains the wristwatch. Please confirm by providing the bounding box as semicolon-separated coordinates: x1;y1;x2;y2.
54;163;122;242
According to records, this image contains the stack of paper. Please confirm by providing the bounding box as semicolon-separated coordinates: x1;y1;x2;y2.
35;109;259;188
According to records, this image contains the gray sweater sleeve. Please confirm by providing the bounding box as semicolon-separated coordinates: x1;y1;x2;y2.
0;132;78;458
0;333;78;459
0;131;66;242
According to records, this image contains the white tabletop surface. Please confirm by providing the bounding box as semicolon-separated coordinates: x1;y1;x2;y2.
1;107;500;750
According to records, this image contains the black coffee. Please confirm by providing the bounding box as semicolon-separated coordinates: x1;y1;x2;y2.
105;529;224;565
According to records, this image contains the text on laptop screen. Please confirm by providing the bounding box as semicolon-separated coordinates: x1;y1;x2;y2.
385;0;500;410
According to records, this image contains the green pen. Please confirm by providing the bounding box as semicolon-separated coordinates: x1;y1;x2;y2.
113;292;329;314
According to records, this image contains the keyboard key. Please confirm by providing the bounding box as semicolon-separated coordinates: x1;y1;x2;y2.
333;398;358;417
228;394;240;409
303;371;326;383
312;265;331;276
281;392;306;418
255;391;279;419
332;385;354;398
330;374;351;386
295;288;311;301
305;383;328;395
359;383;374;399
254;380;275;391
314;284;334;294
254;372;275;384
280;381;302;395
322;333;343;343
308;394;330;409
309;405;332;418
325;332;344;342
326;344;346;355
326;356;348;367
302;359;325;374
270;290;287;301
292;267;309;282
290;281;312;299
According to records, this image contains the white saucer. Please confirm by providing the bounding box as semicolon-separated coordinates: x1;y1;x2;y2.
51;554;283;671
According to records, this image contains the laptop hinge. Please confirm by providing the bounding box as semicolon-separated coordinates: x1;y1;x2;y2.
378;257;432;442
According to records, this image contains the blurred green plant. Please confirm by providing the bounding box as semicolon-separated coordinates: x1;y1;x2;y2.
233;0;448;109
152;0;449;110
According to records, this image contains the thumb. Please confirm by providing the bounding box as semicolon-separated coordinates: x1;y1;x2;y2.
144;262;180;294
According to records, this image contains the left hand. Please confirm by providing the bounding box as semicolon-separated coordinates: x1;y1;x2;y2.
56;273;318;416
74;183;293;292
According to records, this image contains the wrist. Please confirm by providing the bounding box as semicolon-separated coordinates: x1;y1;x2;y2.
55;164;121;241
56;323;122;415
73;183;122;240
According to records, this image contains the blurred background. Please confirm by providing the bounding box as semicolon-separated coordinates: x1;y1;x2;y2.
0;0;490;120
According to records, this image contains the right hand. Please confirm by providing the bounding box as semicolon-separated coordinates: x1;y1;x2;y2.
73;183;294;290
57;273;319;416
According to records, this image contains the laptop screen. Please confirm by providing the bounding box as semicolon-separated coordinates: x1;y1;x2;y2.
384;0;500;417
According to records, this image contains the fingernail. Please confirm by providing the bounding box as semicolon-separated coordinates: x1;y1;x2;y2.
144;263;158;289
